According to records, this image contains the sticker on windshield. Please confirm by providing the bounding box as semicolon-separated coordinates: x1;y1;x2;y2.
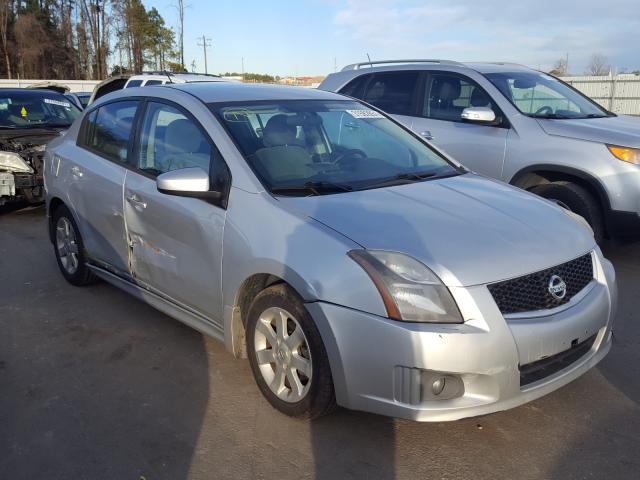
44;98;72;108
20;106;27;117
346;109;384;119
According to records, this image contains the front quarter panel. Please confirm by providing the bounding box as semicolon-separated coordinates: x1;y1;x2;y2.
222;187;388;317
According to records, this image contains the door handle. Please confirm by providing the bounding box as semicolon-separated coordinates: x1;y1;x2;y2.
419;131;434;140
126;194;147;210
70;165;83;178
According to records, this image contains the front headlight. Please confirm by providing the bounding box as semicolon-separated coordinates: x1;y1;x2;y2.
607;144;639;165
0;152;33;173
348;250;463;323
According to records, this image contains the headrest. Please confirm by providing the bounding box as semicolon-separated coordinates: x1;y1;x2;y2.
263;114;297;147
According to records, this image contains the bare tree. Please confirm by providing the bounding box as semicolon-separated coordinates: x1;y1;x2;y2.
549;57;568;76
176;0;184;69
586;53;611;76
0;0;11;78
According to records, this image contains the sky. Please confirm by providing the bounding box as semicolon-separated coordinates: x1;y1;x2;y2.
144;0;640;77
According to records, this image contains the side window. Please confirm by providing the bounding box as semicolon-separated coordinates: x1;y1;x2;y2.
81;101;138;163
144;80;163;86
126;80;143;88
136;102;213;176
339;74;370;99
424;74;497;122
361;71;419;116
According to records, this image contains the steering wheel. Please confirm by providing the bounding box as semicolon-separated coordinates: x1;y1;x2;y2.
535;105;554;115
332;148;367;165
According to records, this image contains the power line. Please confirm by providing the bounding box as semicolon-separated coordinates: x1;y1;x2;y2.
197;35;212;74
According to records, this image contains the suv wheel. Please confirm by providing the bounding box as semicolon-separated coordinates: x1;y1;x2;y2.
52;205;97;286
246;284;336;419
530;181;604;243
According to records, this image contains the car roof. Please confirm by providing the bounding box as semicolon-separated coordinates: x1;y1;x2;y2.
337;60;535;75
127;73;229;84
165;82;347;103
0;88;70;97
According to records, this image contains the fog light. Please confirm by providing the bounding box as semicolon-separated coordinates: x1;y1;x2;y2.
431;377;447;396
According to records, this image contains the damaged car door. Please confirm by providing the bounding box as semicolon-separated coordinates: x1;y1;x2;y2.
123;100;228;323
70;99;139;275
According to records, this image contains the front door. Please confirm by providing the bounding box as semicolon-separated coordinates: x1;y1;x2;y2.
411;72;509;178
123;100;229;323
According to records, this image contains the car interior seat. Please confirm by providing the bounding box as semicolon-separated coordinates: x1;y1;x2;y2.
163;118;210;172
253;114;315;183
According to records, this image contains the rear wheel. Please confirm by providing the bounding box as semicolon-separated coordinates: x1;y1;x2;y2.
530;181;604;243
246;284;336;419
52;205;97;286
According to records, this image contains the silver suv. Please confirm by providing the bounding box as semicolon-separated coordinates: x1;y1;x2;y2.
45;82;616;421
319;60;640;242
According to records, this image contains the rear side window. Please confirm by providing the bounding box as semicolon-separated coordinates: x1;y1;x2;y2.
364;72;419;115
423;73;497;122
144;80;163;86
126;80;143;88
80;101;138;163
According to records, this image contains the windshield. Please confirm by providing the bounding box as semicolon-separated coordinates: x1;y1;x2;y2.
214;100;460;195
0;91;81;128
484;71;610;119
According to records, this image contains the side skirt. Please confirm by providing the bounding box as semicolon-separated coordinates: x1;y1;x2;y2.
88;264;225;343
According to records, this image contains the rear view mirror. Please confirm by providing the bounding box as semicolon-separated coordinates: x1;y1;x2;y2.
461;107;497;124
157;167;221;199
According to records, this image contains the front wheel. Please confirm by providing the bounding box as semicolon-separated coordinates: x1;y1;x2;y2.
246;284;336;419
530;181;605;243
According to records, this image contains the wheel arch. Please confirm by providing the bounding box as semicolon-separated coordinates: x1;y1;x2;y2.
509;164;612;214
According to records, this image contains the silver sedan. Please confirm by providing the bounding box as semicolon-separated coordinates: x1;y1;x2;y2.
44;82;616;421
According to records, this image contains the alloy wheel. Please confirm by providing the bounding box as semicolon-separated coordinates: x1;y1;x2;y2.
253;306;313;403
56;216;80;275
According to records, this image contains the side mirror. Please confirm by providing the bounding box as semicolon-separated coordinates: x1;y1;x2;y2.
156;167;221;200
461;107;497;124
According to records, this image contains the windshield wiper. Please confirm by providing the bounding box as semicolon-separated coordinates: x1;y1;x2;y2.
530;113;571;119
270;180;354;196
357;171;445;190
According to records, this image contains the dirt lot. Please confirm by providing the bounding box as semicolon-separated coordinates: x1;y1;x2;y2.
1;204;639;480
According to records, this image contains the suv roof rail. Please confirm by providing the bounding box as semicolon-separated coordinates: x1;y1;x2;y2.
140;70;221;78
341;59;465;71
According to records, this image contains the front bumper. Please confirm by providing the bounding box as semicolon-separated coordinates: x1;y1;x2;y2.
308;252;616;421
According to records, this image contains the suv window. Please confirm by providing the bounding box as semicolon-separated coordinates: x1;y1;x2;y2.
423;73;497;122
342;72;419;116
144;80;164;86
81;100;138;163
136;102;213;176
126;80;143;88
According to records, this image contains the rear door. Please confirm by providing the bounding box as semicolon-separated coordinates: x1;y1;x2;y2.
123;99;230;323
411;72;508;178
69;99;140;276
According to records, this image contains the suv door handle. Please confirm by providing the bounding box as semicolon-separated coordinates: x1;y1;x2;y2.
419;131;434;140
126;194;147;210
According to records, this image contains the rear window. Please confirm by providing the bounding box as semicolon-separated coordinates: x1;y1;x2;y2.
340;72;419;116
80;101;138;163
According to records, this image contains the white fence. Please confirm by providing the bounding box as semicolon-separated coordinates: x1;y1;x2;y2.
0;79;100;93
560;74;640;115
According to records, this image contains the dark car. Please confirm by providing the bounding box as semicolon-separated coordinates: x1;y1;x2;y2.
0;89;81;206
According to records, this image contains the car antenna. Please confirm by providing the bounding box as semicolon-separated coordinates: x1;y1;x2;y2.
366;53;373;68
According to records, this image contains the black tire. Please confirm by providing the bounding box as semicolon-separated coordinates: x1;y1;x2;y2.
530;181;605;243
246;284;336;419
52;205;97;286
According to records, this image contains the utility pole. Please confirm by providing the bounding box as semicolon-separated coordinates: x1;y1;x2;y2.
197;35;212;74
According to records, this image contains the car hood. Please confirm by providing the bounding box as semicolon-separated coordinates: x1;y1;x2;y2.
277;174;595;287
537;115;640;148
